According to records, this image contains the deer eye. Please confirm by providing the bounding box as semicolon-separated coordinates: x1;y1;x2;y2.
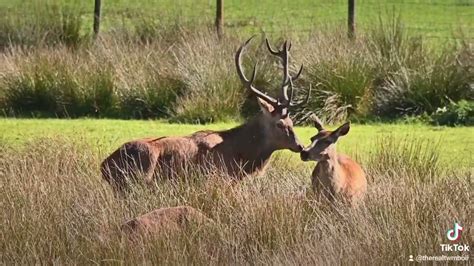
276;121;285;129
319;139;332;146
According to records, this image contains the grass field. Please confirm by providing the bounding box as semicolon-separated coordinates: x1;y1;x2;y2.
1;119;472;264
1;1;472;123
1;119;473;167
0;0;473;262
1;0;473;40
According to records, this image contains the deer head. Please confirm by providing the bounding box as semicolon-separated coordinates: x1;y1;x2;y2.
235;37;311;152
300;115;351;161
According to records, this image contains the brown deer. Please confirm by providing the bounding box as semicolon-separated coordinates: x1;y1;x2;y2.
101;37;311;194
300;116;367;205
121;206;213;238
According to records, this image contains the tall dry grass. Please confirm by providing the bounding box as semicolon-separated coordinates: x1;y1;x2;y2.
1;136;471;264
0;1;86;49
0;22;472;123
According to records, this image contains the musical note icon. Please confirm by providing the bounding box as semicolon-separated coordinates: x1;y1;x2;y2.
446;222;463;242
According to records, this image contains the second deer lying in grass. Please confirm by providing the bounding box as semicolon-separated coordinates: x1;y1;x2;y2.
121;206;213;238
300;116;367;205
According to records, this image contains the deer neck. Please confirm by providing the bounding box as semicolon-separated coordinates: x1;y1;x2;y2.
221;115;276;163
318;145;342;182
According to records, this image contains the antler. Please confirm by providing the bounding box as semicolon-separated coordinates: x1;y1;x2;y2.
235;37;279;107
265;38;309;108
235;37;311;113
265;39;303;101
288;79;312;108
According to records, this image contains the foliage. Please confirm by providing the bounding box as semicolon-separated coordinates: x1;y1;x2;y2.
431;100;474;126
0;1;86;49
0;5;472;123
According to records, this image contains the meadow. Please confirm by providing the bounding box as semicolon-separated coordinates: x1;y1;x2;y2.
1;0;473;39
1;27;472;124
1;119;473;167
1;119;472;264
0;1;472;124
0;0;473;264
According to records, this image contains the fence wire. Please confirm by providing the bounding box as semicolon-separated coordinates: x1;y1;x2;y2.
1;0;473;41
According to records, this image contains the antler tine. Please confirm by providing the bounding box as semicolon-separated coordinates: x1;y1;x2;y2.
236;37;279;106
280;64;304;110
265;38;280;55
266;38;290;100
293;64;303;81
287;77;295;104
289;83;312;108
281;42;290;102
310;114;325;132
266;38;308;105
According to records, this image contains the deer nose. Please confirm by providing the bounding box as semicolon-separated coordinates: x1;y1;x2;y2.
300;150;309;161
296;144;304;152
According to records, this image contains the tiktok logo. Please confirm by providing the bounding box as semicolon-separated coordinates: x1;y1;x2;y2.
446;222;463;242
440;222;470;252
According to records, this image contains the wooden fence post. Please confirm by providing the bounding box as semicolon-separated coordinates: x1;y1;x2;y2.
215;0;224;39
93;0;102;39
348;0;355;39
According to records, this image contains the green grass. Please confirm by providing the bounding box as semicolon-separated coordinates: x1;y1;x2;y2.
1;0;472;40
1;118;472;264
1;1;472;263
1;119;472;167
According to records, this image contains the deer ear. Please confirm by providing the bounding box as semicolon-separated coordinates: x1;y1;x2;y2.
328;122;350;143
333;122;350;137
257;98;275;114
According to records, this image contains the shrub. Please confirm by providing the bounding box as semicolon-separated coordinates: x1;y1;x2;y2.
0;17;472;123
373;43;473;118
2;52;117;117
0;2;87;49
119;77;185;119
369;15;473;118
170;32;245;123
305;56;374;121
431;100;474;126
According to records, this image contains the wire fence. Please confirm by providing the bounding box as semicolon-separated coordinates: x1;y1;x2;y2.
2;0;473;42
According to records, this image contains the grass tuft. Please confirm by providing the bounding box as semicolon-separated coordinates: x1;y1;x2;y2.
0;14;472;124
1;135;471;264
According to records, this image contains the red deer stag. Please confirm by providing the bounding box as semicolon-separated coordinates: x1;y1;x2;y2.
101;37;311;194
300;116;367;205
